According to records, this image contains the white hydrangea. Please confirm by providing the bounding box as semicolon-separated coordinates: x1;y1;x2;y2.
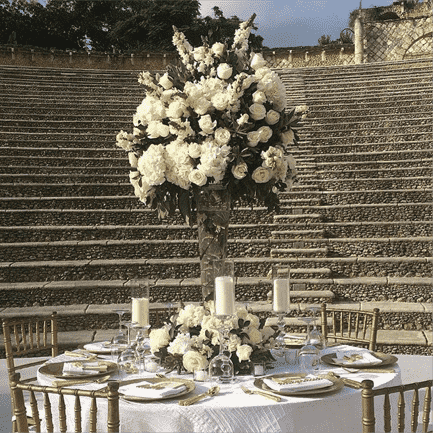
137;144;166;186
167;333;192;355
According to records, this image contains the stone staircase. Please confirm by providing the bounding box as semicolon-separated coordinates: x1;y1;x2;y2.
272;58;432;353
0;59;432;355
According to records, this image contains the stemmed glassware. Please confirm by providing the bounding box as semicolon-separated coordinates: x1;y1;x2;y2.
112;308;128;345
309;306;326;350
117;321;137;373
208;259;236;384
298;312;320;374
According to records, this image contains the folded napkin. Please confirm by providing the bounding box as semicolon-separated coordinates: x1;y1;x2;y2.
263;375;333;393
62;362;107;376
83;342;127;353
119;381;186;399
333;349;382;366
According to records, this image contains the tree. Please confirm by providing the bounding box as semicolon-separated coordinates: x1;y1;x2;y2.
318;35;332;46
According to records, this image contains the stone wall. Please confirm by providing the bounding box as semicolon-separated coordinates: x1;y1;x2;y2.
360;0;433;62
0;46;176;71
363;15;432;62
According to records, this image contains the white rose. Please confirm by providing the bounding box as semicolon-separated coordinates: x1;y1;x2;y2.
236;307;248;320
211;42;225;57
252;90;267;104
281;129;295;145
231;162;248;179
194;97;212;116
183;350;209;373
217;63;233;80
168;333;192;355
159;73;173;90
247;131;261;147
149;327;170;354
236;344;253;362
262;326;275;341
248;328;262;345
249;103;266;121
128;152;138;168
198;114;217;134
252;167;272;183
193;46;206;62
189;169;207;186
251;53;267;70
266;110;280;125
214;128;231;146
188;143;201;159
258;126;273;142
211;93;229;111
245;313;260;329
228;334;241;352
167;100;187;119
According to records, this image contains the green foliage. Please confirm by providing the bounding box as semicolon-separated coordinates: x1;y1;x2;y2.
318;34;332;46
0;0;264;52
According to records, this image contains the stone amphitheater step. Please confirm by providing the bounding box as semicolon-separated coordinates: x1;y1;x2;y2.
269;237;433;258
271;221;433;239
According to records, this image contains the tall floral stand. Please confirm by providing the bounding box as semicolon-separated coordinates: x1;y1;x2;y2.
196;185;231;300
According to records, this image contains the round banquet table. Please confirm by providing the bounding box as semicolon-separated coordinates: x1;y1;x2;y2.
37;346;403;433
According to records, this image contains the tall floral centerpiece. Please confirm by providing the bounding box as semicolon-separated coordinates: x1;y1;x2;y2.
116;15;301;299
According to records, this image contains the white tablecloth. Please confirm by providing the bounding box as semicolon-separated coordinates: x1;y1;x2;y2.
36;346;405;433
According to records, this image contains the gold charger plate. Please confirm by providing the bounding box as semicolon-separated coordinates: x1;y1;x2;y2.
321;351;398;369
119;377;195;403
254;373;344;397
39;361;118;380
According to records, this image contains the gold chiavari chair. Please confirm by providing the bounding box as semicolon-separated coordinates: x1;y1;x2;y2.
320;303;380;351
10;372;120;433
2;312;59;432
361;379;433;433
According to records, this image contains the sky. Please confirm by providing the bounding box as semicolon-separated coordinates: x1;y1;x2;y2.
199;0;396;48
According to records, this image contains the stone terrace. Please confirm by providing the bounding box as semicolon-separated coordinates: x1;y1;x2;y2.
0;59;432;355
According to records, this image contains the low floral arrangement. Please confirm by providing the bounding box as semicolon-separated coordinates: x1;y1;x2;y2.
149;303;276;375
116;14;302;225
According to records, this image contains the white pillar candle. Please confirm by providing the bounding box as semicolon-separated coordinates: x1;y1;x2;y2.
131;297;149;326
215;276;235;316
273;279;289;313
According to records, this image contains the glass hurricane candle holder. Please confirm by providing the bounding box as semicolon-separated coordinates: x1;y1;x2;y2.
208;259;236;383
271;265;289;357
131;280;150;331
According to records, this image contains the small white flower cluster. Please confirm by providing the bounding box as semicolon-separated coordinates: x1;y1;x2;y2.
116;14;300;214
149;303;275;372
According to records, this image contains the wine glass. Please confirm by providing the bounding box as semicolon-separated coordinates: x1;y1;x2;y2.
117;321;138;374
309;306;326;350
298;316;320;374
134;323;151;373
111;308;128;346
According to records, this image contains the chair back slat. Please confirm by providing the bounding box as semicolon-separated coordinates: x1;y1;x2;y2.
43;320;48;347
59;394;67;433
347;312;352;337
29;390;41;433
398;390;405;432
422;385;431;432
411;388;419;432
75;394;82;433
13;325;21;353
21;323;28;351
35;319;41;349
383;392;391;432
90;396;97;433
44;393;54;433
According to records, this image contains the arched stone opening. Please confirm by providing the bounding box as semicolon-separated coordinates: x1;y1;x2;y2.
403;32;433;59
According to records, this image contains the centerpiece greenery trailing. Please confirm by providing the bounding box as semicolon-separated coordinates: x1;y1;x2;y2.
116;14;301;227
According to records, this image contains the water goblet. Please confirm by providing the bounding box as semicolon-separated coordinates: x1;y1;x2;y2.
298;316;320;374
112;308;128;346
117;321;138;374
309;306;326;350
